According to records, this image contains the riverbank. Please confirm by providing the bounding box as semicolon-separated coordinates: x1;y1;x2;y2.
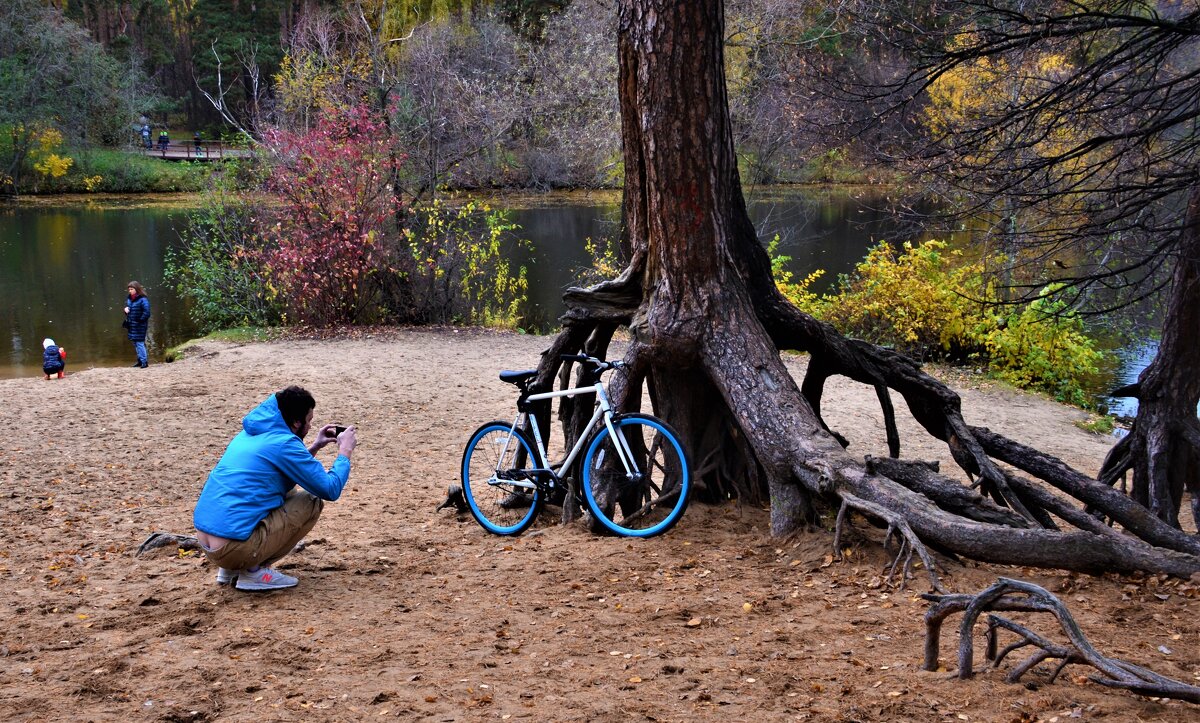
1;328;1195;721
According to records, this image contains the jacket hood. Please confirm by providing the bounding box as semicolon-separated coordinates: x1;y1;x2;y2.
242;394;294;437
43;338;55;349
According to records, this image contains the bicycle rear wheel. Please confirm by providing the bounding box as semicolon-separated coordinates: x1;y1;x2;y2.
581;414;690;537
461;422;542;535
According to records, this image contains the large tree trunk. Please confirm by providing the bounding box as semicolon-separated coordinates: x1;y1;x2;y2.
536;0;1200;582
1100;185;1200;531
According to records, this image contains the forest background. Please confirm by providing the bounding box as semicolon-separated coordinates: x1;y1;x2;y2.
4;0;864;194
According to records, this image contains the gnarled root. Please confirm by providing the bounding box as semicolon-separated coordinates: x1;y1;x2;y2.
136;531;200;556
835;492;945;593
923;577;1200;703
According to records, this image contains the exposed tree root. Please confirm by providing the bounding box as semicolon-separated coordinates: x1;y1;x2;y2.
136;531;200;556
923;578;1200;703
973;428;1200;557
835;492;945;592
532;0;1200;577
865;456;1028;529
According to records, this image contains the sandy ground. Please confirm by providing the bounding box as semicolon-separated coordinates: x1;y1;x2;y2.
0;327;1196;722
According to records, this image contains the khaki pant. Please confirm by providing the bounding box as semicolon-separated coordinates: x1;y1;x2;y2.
202;490;323;571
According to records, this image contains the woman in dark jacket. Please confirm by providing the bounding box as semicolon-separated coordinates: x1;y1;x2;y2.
124;280;151;368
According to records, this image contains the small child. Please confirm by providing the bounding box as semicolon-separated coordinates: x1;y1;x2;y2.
42;338;66;380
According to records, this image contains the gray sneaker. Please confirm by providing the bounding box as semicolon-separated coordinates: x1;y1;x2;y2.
215;567;237;585
235;567;298;591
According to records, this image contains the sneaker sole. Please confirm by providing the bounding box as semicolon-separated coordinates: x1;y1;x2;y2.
235;579;298;591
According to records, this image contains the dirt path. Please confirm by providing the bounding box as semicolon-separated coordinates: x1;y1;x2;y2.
1;328;1196;721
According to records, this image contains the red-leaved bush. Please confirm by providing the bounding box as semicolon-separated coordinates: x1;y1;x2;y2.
260;105;403;325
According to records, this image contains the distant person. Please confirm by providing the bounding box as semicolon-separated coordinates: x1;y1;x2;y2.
193;386;358;591
141;124;152;149
123;280;151;368
193;131;203;157
157;130;169;152
42;338;66;380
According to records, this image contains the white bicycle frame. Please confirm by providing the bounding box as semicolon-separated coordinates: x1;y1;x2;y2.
492;380;639;490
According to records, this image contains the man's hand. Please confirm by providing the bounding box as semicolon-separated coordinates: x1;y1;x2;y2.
338;426;358;459
307;424;341;455
316;424;340;446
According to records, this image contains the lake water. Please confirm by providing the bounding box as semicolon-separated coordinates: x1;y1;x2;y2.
0;190;1152;412
1;197;197;378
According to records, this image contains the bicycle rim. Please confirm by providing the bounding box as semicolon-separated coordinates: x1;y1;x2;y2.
461;422;541;535
582;414;690;537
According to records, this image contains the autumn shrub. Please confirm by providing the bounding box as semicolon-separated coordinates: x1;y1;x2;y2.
576;234;625;287
983;285;1103;407
258;105;401;326
812;241;991;358
165;178;282;333
768;238;825;313
773;240;1106;405
389;199;529;329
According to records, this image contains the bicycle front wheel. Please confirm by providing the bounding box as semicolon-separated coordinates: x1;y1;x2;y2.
581;414;691;537
461;422;542;536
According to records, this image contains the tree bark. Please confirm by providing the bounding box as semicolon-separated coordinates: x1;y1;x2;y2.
1100;184;1200;531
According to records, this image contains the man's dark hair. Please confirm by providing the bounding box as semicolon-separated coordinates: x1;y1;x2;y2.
276;386;316;428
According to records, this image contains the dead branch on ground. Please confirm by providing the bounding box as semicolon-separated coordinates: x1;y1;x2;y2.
922;577;1200;703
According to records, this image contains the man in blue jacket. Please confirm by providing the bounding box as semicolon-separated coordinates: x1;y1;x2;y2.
194;386;358;591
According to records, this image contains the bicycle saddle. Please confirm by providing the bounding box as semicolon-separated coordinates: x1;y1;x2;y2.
499;369;537;386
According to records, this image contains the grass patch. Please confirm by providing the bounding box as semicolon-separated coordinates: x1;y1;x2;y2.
1074;414;1116;435
164;327;285;362
70;149;212;193
17;147;217;194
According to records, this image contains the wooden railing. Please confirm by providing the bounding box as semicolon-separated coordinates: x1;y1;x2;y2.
138;141;250;161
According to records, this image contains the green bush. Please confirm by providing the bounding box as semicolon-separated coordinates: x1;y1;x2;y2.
773;239;1106;406
165;180;282;333
983;284;1103;407
69;149;211;193
391;199;530;329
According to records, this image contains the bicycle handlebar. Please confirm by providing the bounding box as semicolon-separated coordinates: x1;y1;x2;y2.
560;353;626;373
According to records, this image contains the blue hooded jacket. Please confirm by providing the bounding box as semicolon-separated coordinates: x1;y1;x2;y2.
193;394;351;541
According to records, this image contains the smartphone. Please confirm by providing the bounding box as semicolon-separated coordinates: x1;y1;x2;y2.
333;425;348;436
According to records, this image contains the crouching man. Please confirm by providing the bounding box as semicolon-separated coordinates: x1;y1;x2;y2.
193;385;357;591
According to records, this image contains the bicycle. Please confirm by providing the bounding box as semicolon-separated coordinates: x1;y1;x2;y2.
460;354;691;538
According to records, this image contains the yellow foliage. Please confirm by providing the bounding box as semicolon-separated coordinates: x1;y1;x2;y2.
924;36;1081;165
923;34;1094;236
36;127;64;151
28;125;74;181
924;56;1008;136
771;240;1105;406
34;153;73;179
276;51;376;119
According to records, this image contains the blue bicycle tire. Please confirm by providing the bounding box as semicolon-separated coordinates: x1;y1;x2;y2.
461;421;542;536
581;414;691;537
